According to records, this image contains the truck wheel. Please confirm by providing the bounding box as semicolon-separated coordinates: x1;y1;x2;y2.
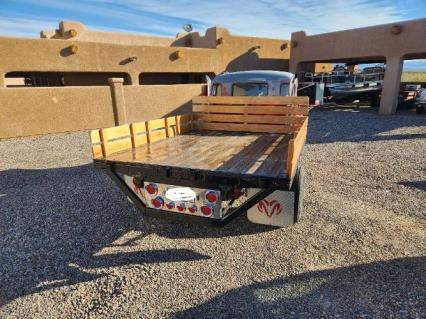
291;167;305;223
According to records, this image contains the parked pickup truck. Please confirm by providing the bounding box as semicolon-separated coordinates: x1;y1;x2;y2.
90;95;309;227
210;70;298;97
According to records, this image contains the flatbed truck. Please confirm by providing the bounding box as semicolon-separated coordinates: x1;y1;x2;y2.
90;95;309;227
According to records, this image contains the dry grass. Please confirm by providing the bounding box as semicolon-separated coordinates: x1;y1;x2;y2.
401;72;426;83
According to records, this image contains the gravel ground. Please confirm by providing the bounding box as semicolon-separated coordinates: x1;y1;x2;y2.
1;108;425;318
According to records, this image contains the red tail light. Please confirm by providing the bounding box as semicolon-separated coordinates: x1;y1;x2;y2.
151;196;164;208
145;183;158;195
205;191;218;203
166;202;175;209
201;205;212;216
188;205;197;213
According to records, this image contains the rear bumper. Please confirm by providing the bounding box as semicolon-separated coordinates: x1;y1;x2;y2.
97;162;302;228
103;165;276;227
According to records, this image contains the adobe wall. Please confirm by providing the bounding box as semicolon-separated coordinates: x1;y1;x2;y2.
0;21;290;86
0;21;291;138
0;84;202;138
290;18;426;114
0;86;114;138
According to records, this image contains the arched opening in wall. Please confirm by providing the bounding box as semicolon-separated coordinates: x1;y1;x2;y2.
400;57;426;113
139;72;215;85
297;59;385;108
4;72;131;87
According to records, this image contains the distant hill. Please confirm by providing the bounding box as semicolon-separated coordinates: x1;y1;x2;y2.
401;72;426;83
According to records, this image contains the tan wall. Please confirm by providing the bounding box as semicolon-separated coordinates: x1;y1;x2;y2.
0;21;290;138
290;18;426;114
0;36;221;86
0;84;202;138
124;84;201;121
0;86;114;138
290;18;426;69
1;21;289;87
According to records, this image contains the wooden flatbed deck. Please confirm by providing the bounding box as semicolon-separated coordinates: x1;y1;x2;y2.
91;96;309;185
101;130;291;179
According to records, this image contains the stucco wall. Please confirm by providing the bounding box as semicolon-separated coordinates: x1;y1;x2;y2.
290;18;426;69
0;86;114;138
0;24;290;87
0;22;291;138
124;84;201;121
0;84;202;138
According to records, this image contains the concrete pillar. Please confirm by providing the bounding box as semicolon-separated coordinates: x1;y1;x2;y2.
379;56;403;115
108;78;127;125
130;72;139;85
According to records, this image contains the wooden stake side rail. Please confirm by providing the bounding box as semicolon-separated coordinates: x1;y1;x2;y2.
90;114;194;158
191;96;309;180
192;96;309;136
90;95;309;180
287;118;308;179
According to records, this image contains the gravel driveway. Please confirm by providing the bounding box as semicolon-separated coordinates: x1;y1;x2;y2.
1;108;425;318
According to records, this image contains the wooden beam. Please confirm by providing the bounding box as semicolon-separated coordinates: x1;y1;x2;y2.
287;118;308;179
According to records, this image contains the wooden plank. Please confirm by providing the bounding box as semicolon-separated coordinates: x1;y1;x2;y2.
176;114;192;134
131;121;146;134
196;113;305;125
193;104;309;115
102;138;132;157
146;118;167;144
103;131;289;179
146;118;166;131
101;125;131;142
148;129;168;143
192;95;309;106
198;122;298;134
130;122;147;148
165;116;177;137
287;118;308;178
132;133;148;147
90;129;103;158
165;116;177;126
100;125;132;157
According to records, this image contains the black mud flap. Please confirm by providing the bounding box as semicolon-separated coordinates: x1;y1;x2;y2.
291;167;305;223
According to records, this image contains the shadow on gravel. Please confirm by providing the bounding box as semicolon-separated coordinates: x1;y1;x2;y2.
307;108;426;144
0;164;268;305
398;180;426;191
172;256;426;318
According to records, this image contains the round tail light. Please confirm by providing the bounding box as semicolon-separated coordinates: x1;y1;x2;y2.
205;191;218;203
201;205;212;216
177;203;186;212
145;183;158;195
188;205;197;213
151;196;164;208
166;202;175;210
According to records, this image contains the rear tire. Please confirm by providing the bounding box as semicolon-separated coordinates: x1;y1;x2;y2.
291;167;305;223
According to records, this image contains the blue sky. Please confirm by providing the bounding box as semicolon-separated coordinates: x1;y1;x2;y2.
0;0;425;70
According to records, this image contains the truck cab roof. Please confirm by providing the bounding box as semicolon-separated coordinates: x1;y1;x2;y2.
212;71;295;84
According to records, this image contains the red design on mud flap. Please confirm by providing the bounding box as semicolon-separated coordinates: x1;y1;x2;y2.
257;200;282;218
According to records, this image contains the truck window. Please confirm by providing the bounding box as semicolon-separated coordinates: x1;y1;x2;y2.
280;83;290;96
211;84;222;96
232;83;268;96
